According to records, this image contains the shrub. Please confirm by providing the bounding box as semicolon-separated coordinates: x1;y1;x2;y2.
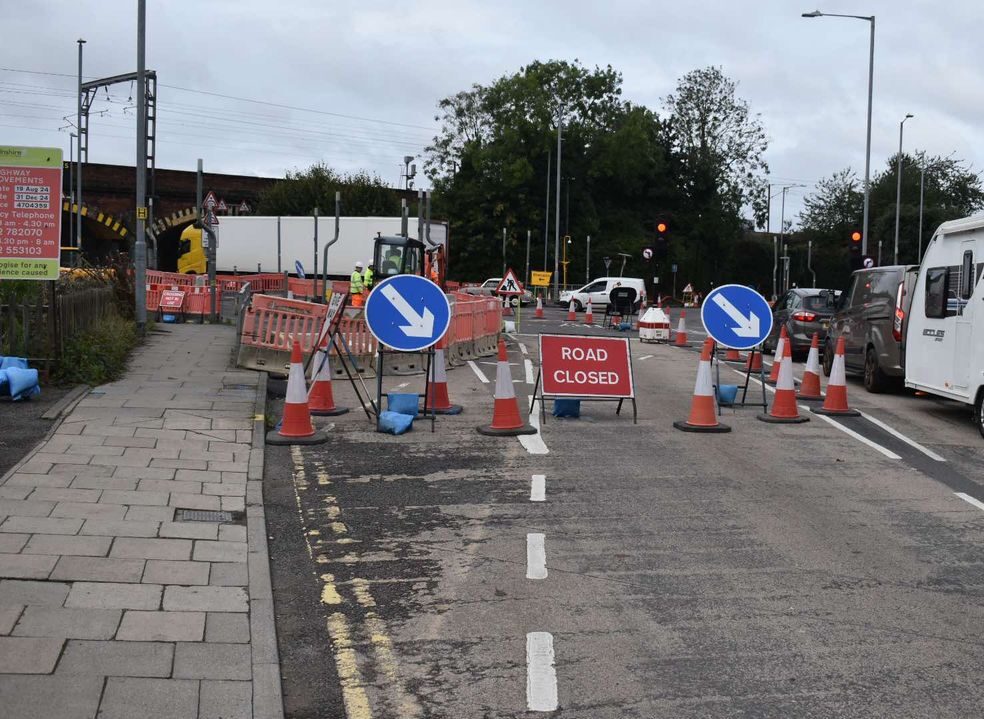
54;313;138;386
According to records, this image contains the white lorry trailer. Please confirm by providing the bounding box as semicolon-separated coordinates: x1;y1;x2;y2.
904;214;984;437
201;216;447;277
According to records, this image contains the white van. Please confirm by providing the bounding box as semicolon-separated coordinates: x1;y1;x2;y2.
558;277;646;311
904;214;984;437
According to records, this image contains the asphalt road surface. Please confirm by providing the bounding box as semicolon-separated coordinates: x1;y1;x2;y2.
265;305;984;718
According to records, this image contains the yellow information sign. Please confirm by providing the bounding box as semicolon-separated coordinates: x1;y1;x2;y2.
531;271;552;287
136;207;148;220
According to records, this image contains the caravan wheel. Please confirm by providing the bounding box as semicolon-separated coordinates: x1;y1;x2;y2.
975;392;984;440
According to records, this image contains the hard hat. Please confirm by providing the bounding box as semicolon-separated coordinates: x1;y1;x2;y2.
355;261;364;269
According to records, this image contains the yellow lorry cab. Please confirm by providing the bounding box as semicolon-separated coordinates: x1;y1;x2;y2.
177;225;207;274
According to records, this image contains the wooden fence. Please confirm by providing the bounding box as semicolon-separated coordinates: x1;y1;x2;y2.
0;285;117;367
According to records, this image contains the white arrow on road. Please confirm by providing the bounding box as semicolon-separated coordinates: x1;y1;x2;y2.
381;284;435;338
712;293;760;338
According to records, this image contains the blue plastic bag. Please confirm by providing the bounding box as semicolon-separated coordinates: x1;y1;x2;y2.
0;356;28;370
378;410;414;435
387;392;420;417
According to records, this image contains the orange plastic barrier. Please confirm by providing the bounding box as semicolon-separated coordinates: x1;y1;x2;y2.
146;270;197;287
240;294;327;354
183;286;222;321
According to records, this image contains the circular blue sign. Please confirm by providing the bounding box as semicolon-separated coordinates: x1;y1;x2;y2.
699;284;773;350
364;275;451;352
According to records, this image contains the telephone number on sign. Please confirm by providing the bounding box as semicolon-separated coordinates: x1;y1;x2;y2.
1;246;44;256
3;228;43;238
13;201;50;209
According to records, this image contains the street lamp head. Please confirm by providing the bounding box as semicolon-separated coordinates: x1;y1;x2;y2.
801;10;823;17
905;113;914;119
77;38;86;44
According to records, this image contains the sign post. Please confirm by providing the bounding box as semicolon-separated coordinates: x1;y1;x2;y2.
0;146;62;280
532;333;637;423
364;275;452;433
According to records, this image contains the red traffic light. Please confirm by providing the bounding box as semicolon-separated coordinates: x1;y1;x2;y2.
656;222;667;234
851;231;862;242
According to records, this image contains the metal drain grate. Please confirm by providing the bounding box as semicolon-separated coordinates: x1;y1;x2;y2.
175;509;234;523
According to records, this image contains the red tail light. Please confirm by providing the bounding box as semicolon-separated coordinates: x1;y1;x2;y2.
893;281;905;342
791;311;817;322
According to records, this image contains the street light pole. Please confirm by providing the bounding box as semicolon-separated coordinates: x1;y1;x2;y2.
918;164;926;261
802;10;875;257
894;113;913;264
76;38;85;264
135;1;148;333
554;113;562;299
543;149;550;277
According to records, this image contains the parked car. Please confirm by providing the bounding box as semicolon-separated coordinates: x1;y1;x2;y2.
461;278;533;306
762;288;840;358
822;265;919;392
558;277;646;311
904;214;984;436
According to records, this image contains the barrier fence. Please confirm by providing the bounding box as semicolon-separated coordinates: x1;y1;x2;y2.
236;291;502;377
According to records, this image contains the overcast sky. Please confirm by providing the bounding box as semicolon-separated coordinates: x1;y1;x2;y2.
2;0;981;228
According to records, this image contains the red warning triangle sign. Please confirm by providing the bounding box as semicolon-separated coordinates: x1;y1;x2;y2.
496;268;523;296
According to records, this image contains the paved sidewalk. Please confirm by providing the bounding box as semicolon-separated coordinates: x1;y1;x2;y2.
0;324;282;719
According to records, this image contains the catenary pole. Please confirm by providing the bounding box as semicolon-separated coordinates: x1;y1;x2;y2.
134;8;147;333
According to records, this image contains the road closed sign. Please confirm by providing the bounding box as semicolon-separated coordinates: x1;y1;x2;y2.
538;333;634;398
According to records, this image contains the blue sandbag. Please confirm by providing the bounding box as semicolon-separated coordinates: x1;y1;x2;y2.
553;399;581;418
0;356;28;370
5;367;40;401
0;369;7;396
378;410;414;435
716;384;738;406
387;392;420;417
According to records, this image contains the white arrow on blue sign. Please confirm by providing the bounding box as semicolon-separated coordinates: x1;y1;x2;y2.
294;260;305;279
364;275;451;352
699;284;773;351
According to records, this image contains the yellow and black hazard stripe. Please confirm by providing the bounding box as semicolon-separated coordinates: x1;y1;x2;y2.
61;200;129;240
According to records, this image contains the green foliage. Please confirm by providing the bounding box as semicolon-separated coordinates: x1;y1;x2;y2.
256;164;401;216
54;313;138;387
427;60;770;294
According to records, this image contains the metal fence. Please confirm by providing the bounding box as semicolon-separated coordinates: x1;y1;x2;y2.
0;284;117;367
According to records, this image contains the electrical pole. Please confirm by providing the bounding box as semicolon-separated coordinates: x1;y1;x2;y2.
553;114;562;299
134;6;147;333
502;227;507;277
525;230;531;288
76;38;85;264
586;235;590;284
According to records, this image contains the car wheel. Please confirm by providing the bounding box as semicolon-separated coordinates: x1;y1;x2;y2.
863;347;890;393
822;342;833;377
574;300;584;313
975;392;984;439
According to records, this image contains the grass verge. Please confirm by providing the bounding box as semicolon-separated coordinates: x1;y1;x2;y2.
54;313;139;386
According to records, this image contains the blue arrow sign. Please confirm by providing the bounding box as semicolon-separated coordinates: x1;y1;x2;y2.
294;260;305;279
700;284;773;350
364;275;451;352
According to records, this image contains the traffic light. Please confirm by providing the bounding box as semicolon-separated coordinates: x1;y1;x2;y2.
655;221;669;258
849;230;863;270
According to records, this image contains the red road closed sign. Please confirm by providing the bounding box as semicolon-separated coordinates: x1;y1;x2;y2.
159;290;186;311
538;333;634;398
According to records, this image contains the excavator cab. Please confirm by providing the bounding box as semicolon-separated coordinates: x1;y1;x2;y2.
373;234;425;279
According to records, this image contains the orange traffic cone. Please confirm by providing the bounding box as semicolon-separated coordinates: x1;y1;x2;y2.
674;339;730;433
745;350;763;373
765;326;789;384
723;347;744;362
477;339;537;436
533;295;545;319
797;332;823;401
672;309;689;347
427;333;462;415
758;337;809;424
566;299;576;322
309;334;348;416
267;340;328;445
812;337;860;416
584;298;594;325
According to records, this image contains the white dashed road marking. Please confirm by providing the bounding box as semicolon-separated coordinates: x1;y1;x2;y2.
530;474;546;502
467;360;489;384
526;533;547;579
956;492;984;512
526;632;559;712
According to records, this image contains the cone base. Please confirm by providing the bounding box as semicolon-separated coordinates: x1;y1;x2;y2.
531;316;548;320
477;424;537;436
757;413;810;424
764;378;778;386
796;393;824;401
266;429;328;445
811;406;861;417
430;404;463;415
671;343;691;348
673;420;731;433
723;357;745;363
310;406;350;416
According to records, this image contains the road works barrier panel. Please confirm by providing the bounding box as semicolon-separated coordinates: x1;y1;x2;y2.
237;290;502;378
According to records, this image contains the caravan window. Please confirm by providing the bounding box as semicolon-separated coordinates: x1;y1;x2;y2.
960;251;974;300
924;267;948;319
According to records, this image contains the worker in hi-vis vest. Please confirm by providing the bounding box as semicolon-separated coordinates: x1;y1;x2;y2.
362;263;374;293
350;261;365;307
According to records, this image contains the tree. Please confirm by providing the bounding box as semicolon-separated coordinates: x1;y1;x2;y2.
256;164;400;217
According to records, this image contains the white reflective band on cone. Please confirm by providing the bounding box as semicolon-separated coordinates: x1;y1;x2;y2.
495;361;516;399
286;361;309;404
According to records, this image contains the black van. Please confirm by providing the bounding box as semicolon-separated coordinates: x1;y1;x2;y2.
822;265;920;392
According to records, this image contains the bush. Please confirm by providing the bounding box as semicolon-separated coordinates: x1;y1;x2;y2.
54;313;139;386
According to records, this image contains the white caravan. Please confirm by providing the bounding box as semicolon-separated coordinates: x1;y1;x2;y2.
904;214;984;436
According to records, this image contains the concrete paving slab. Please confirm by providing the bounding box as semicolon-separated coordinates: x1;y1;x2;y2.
50;556;146;583
65;581;162;610
0;675;104;719
0;635;64;672
174;641;251;680
116;610;205;641
12;606;121;639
